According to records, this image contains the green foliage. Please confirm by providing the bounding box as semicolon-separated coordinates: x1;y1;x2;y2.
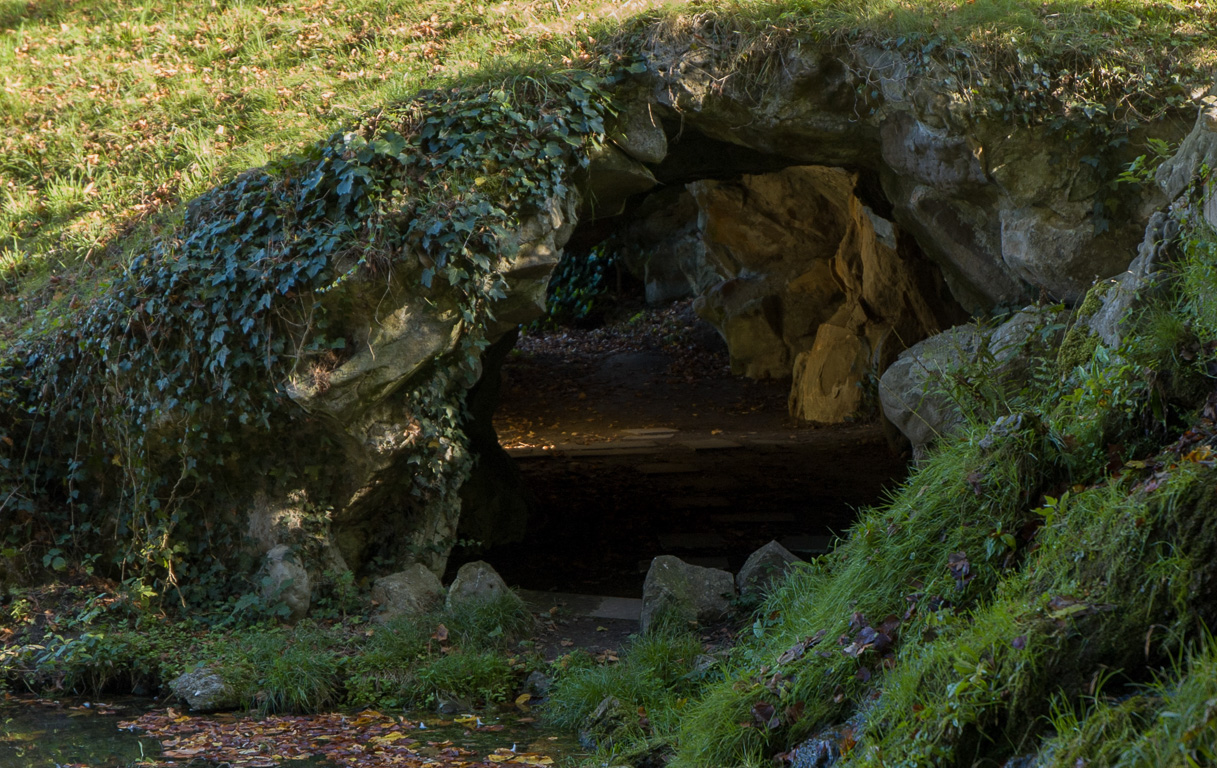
441;591;536;651
539;243;619;327
414;651;514;707
1038;637;1217;767
547;631;706;762
243;623;343;714
0;65;617;597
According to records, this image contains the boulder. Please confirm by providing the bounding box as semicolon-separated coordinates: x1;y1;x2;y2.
640;555;735;633
609;100;668;165
371;564;445;620
879;308;1066;453
169;668;241;712
446;560;524;612
737;541;802;600
261;545;310;623
580;143;657;220
878;325;985;451
579;695;627;750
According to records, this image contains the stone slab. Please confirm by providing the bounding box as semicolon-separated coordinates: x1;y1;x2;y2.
636;463;699;474
658;532;727;550
711;512;797;523
679;437;743;450
504;447;551;458
780;535;835;555
518;590;642;621
620;428;678;438
550;442;660;456
507;442;663;458
666;495;731;509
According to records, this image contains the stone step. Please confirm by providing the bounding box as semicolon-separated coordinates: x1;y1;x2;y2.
711;511;796;523
780;534;835;555
620;428;678;438
679;437;743;451
518;590;642;621
666;495;731;509
636;462;699;474
506;441;661;459
658;532;727;550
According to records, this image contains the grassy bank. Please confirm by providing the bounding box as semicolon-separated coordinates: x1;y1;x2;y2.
1;584;537;713
540;206;1217;765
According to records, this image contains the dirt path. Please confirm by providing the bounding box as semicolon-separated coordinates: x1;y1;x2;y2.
472;300;909;599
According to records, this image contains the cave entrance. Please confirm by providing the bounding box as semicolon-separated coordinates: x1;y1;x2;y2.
447;144;966;600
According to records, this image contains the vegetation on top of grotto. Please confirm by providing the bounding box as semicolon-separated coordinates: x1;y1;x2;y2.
1;0;1214;594
3;1;1217;765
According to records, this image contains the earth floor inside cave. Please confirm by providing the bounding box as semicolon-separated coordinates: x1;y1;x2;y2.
448;300;910;601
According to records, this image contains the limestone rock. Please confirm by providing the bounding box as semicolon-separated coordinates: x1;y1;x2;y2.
879;308;1066;452
262;545;310;623
169;668;241;712
616;189;718;305
1158;96;1217;228
1000;204;1132;302
737;541;802;599
372;564;445;620
580;696;627;750
446;560;524;612
878;326;984;451
580;143;657;220
1086;214;1169;351
688;165;957;412
610;100;668;164
789;324;871;423
640;555;735;633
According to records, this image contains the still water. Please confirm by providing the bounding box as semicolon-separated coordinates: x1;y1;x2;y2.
0;697;581;768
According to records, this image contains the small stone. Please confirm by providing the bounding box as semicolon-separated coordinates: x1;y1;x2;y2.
610;102;668;165
372;564;445;621
523;670;552;698
262;545;310;623
737;540;802;599
580;696;626;750
640;555;735;633
436;694;471;715
169;668;241;713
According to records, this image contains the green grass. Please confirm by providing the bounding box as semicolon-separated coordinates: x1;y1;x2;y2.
2;0;1213;347
546;631;707;763
0;584;537;712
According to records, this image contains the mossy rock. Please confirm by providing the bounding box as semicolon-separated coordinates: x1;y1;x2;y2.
1056;281;1113;372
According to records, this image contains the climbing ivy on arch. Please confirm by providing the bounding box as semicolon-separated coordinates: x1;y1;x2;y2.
0;64;625;601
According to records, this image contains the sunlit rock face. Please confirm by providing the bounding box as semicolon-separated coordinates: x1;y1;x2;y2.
637;39;1173;311
685;165;953;422
576;34;1179;426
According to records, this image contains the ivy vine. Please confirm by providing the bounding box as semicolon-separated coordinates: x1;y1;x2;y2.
0;66;621;600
